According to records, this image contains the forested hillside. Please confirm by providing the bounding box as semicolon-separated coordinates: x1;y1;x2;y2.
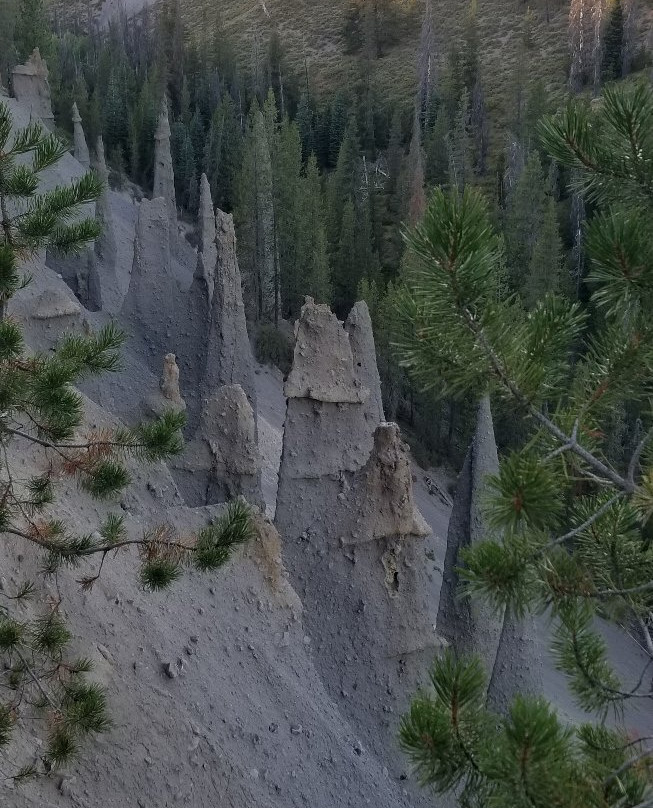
1;0;651;466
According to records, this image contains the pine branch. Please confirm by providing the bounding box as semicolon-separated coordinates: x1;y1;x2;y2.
465;302;633;492
537;493;625;555
629;428;653;487
604;747;653;789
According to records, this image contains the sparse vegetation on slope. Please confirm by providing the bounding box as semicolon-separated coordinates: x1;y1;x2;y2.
0;101;255;779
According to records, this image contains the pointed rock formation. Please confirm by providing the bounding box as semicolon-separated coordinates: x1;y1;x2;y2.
437;395;543;710
285;299;369;404
28;286;82;348
144;353;187;417
160;353;187;410
173;384;263;509
71;102;90;167
180;258;211;430
11;49;54;130
274;299;374;501
275;302;440;783
153;96;177;236
93;136;117;280
341;423;436;656
202;210;257;413
345;301;385;426
349;422;430;543
486;610;544;714
197;173;217;301
436;395;504;674
121;197;180;370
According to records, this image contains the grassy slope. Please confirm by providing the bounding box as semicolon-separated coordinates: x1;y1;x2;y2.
52;0;653;153
183;0;572;110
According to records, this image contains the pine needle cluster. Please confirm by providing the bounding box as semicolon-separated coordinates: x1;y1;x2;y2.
0;102;256;780
395;82;653;807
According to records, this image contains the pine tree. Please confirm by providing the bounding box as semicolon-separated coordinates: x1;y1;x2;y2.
407;117;426;225
328;92;350;169
296;91;315;161
522;78;552;148
523;194;563;308
333;196;358;313
204;94;242;212
602;0;624;81
236;103;275;324
272;114;303;320
14;0;51;61
440;45;464;125
425;105;449;187
326;114;360;252
103;68;129;156
503;150;547;290
470;78;488;176
296;154;332;311
447;89;473;191
0;103;254;778
394;82;653;808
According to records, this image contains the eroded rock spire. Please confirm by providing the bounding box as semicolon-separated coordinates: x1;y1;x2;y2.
121;197;178;369
345;301;385;426
202;210;257;413
437;394;543;710
173;384;263;508
93;136;117;289
71;102;90;167
436;394;504;673
11;49;54;130
274;300;440;781
144;353;187;417
153;96;177;236
197;173;217;301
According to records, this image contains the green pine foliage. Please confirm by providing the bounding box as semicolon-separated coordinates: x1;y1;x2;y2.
603;0;625;82
400;651;650;808
14;0;51;62
395;82;653;807
296;154;332;309
522;194;563;309
0;103;255;780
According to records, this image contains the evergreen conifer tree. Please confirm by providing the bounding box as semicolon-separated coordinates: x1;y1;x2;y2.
236;103;275;324
296;91;315;162
523;194;563;309
447;90;473;191
14;0;51;61
602;0;625;82
333;196;358;313
296;154;332;311
504;150;547;291
394;81;653;808
326;115;360;252
271;113;303;320
425;106;450;187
